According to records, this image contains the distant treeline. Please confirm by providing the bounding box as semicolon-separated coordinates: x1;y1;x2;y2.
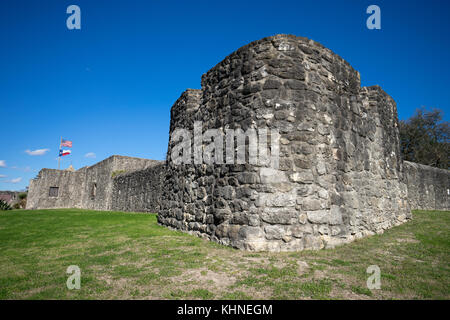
400;107;449;170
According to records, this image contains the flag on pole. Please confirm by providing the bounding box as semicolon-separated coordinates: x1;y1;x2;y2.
61;139;72;148
59;149;71;157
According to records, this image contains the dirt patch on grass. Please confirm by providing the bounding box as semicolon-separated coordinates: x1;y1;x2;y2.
396;238;420;243
172;268;237;290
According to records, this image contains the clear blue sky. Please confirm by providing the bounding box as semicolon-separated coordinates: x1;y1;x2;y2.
0;0;449;191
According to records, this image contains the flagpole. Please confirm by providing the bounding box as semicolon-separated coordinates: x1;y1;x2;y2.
58;136;62;170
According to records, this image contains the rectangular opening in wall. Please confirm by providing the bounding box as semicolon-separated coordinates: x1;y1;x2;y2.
49;187;59;197
90;183;97;199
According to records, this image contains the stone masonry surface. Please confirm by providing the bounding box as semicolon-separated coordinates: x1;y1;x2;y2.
26;34;449;251
404;161;449;211
26;155;162;211
158;34;412;251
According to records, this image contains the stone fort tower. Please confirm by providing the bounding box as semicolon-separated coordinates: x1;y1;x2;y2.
28;34;449;251
158;34;411;251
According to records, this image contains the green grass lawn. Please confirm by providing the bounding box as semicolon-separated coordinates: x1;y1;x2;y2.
0;208;448;300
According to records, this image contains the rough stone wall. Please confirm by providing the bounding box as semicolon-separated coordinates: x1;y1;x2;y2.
404;161;450;210
27;169;85;209
78;156;116;211
111;162;165;213
26;155;158;210
158;34;411;251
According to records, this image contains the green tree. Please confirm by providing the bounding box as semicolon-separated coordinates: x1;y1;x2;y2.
18;192;27;209
399;107;449;169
